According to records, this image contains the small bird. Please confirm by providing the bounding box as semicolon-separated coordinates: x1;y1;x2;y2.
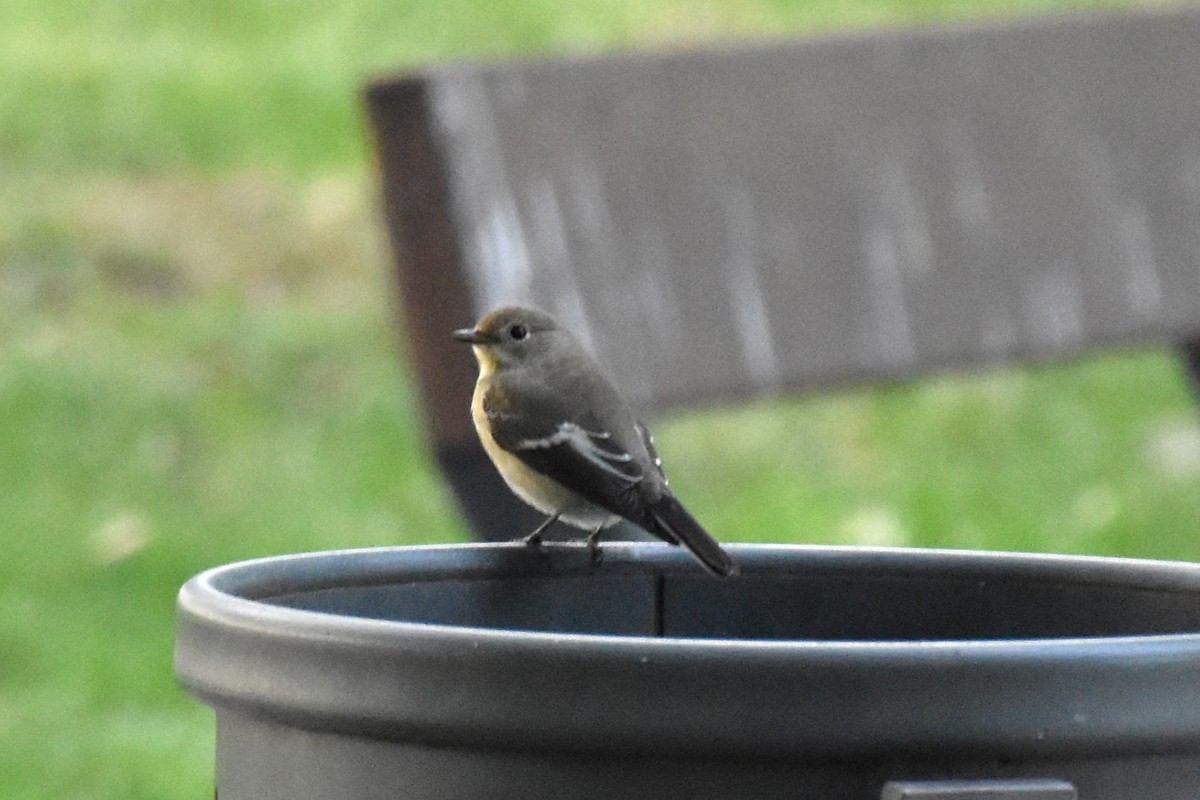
454;306;737;577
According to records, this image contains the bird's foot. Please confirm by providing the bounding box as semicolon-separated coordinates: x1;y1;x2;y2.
520;514;559;547
585;527;604;565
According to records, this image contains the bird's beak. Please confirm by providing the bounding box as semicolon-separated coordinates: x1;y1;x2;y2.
453;327;489;344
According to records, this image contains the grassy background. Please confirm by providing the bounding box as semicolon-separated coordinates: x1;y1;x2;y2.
2;0;1199;798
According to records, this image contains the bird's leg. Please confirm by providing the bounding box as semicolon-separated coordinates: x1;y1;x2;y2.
585;526;604;564
522;514;559;547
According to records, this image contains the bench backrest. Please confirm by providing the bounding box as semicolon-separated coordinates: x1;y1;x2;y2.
366;8;1200;537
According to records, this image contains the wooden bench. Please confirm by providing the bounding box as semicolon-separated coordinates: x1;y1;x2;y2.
365;7;1200;542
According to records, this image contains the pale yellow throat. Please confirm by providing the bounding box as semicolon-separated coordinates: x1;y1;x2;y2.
471;345;501;378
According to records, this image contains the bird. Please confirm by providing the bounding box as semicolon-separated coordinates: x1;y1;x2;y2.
453;306;737;578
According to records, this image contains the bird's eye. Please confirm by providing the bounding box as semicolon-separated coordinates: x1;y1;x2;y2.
509;324;528;341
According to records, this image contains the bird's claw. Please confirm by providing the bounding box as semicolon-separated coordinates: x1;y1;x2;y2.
585;528;603;565
520;514;558;547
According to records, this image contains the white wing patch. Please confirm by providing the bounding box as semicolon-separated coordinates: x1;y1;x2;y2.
636;421;667;486
517;421;641;484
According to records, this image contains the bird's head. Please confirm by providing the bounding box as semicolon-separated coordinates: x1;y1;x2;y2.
453;306;564;374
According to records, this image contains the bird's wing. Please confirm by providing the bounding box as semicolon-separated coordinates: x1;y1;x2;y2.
636;421;668;484
486;391;645;515
486;388;737;576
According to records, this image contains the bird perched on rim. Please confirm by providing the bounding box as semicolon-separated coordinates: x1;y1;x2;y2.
454;306;737;578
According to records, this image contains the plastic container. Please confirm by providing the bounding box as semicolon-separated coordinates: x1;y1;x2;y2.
174;544;1200;799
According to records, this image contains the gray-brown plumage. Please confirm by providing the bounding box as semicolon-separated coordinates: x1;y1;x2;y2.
454;306;737;578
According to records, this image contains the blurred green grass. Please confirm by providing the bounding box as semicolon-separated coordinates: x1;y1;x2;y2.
2;1;1198;798
4;0;1163;175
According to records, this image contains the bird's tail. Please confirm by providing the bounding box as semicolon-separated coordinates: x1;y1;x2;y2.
647;494;738;578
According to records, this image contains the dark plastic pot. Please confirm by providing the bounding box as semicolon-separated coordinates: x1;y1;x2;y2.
175;544;1200;799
